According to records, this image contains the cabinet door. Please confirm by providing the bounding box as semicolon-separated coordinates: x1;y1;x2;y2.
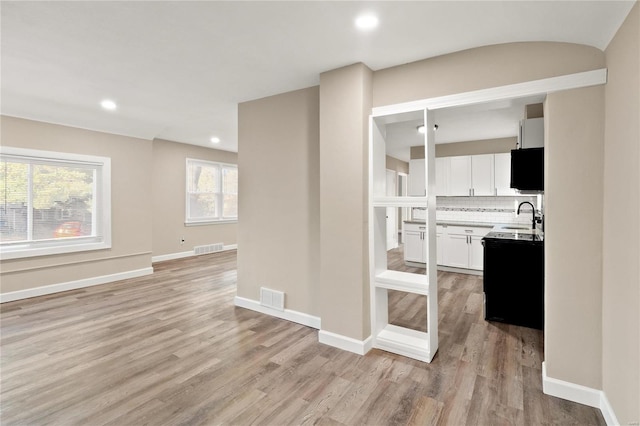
471;154;495;196
444;234;468;268
404;231;424;263
408;159;426;196
469;235;485;270
435;157;449;196
436;232;444;265
494;153;516;196
448;156;472;196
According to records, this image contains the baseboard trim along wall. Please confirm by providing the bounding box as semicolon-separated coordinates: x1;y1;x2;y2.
151;244;237;263
542;362;619;426
318;330;373;356
233;296;321;329
0;267;154;303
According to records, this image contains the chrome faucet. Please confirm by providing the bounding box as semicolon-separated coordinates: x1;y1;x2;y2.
517;201;537;230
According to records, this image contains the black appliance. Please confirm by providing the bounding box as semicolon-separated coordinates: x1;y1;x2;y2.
511;147;544;191
482;233;544;330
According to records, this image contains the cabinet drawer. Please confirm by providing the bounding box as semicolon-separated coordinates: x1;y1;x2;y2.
446;226;491;237
405;223;427;232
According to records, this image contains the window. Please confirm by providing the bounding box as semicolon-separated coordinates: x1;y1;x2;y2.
0;147;111;259
186;158;237;224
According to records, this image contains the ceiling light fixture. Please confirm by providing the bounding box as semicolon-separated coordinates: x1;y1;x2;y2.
417;124;439;134
210;137;221;144
100;99;117;111
355;14;378;30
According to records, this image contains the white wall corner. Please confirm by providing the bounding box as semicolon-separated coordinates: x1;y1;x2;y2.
542;362;620;426
318;330;372;356
233;296;321;329
0;267;154;303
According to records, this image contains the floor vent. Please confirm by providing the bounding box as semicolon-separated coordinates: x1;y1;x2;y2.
260;287;285;311
194;243;224;256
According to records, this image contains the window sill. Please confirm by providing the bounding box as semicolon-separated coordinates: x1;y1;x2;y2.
0;239;111;261
184;220;238;226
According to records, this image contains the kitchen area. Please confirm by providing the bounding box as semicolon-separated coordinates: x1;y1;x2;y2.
383;97;545;331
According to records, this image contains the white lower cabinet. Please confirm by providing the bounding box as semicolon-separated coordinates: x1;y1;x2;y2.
439;225;490;271
404;223;427;263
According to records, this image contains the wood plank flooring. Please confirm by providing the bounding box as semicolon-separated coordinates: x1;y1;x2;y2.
0;249;605;425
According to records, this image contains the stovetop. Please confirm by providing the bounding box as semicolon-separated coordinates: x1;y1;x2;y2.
484;231;544;242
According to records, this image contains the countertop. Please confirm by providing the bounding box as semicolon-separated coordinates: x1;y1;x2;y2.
404;219;495;228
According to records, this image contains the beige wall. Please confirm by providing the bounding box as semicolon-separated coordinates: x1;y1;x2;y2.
319;63;373;340
152;139;237;257
385;155;408;174
374;42;605;107
435;137;517;157
237;87;320;316
602;3;640;423
544;86;605;389
0;116;153;293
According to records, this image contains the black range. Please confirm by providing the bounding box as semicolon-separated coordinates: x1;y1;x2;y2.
482;230;544;330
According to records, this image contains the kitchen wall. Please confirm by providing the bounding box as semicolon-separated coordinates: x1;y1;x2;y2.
545;85;605;390
385;155;408;174
0;116;153;294
373;42;605;107
237;86;320;317
436;137;517;157
602;2;639;424
152;138;237;258
436;196;538;226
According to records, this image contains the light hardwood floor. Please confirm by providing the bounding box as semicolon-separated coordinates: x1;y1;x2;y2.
0;249;605;425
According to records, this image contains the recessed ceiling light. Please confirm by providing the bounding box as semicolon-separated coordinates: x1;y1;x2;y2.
355;14;378;30
210;137;221;144
417;125;425;134
100;99;117;111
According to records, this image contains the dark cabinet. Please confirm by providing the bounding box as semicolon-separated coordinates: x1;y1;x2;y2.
482;238;544;330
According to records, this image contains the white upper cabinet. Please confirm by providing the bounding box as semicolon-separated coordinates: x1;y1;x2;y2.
408;159;426;196
494;152;516;196
444;154;494;196
435;157;449;196
448;156;472;196
519;117;544;148
470;154;495;196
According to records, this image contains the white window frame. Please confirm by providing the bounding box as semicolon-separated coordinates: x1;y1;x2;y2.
185;158;237;225
0;146;111;260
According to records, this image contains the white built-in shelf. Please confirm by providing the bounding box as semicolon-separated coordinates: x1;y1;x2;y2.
375;270;429;295
372;196;428;208
375;324;432;362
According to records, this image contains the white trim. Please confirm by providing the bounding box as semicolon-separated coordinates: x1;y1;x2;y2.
318;330;373;356
184;220;237;226
151;244;237;263
599;392;620;426
542;362;620;426
0;267;153;303
371;68;607;117
233;296;321;329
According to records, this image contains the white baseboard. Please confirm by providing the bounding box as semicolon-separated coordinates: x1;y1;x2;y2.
318;330;373;356
152;244;237;263
0;267;154;303
542;362;619;426
233;296;321;329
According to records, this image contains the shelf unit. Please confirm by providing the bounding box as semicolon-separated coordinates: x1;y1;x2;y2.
369;109;438;363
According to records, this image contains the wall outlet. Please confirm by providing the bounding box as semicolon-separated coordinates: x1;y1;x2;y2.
180;237;185;245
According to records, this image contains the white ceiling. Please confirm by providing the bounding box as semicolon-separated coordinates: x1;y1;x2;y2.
1;1;635;153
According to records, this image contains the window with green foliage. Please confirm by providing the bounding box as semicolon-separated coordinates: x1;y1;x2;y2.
0;147;111;259
186;158;237;223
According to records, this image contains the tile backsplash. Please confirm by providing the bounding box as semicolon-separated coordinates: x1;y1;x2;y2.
413;196;543;226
